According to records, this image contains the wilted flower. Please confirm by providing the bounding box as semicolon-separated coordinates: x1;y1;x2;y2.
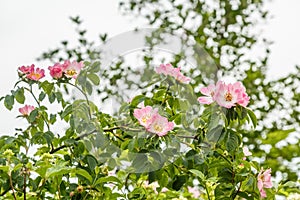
156;63;191;84
257;168;272;198
19;105;35;116
19;64;45;81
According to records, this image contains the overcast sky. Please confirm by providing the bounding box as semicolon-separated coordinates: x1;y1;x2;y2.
0;0;299;135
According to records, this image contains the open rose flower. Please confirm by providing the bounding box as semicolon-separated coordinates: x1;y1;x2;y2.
156;63;191;84
134;106;174;136
62;60;84;79
133;106;158;128
26;67;45;81
197;83;216;104
198;81;250;108
146;113;174;136
257;168;272;198
19;105;35;116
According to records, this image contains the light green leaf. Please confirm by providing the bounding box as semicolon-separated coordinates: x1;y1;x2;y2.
189;169;205;180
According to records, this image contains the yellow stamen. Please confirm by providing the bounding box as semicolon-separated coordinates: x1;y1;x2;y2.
66;69;77;76
224;92;232;102
154;124;163;132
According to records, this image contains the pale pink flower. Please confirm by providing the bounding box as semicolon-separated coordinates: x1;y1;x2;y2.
143;181;159;194
198;81;250;108
197;83;216;104
146;114;174;136
18;64;35;74
26;67;45;81
133;106;158;128
62;60;84;79
243;146;252;160
48;63;63;79
257;168;272;198
188;186;200;198
19;105;35;116
155;64;191;84
155;63;174;75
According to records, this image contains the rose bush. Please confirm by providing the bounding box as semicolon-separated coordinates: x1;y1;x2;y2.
1;60;298;199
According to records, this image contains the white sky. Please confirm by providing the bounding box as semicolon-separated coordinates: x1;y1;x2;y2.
0;0;299;135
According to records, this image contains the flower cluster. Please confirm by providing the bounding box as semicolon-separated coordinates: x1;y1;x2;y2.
257;168;272;198
18;64;45;81
155;63;191;84
198;81;250;108
48;60;84;79
133;106;174;136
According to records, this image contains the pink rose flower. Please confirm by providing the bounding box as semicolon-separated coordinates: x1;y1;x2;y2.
197;83;216;104
156;63;191;84
62;60;84;79
48;63;63;79
146;114;174;136
26;67;45;81
19;105;35;116
188;186;201;198
133;106;158;128
19;64;35;74
257;168;272;198
198;81;250;108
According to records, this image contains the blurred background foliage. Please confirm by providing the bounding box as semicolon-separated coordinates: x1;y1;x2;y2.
37;0;299;185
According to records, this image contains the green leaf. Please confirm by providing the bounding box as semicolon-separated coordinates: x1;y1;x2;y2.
94;176;121;186
189;169;205;180
74;168;93;184
46;162;71;178
15;88;25;104
28;109;39;123
87;73;100;85
89;61;101;73
4;95;14;110
207;125;223;143
247;109;257;128
40;81;54;95
225;130;241;152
